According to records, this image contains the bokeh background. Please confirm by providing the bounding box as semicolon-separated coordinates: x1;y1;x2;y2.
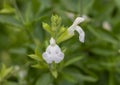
0;0;120;85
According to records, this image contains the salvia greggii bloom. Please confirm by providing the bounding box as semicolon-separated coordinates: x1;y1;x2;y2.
42;38;64;64
68;17;85;43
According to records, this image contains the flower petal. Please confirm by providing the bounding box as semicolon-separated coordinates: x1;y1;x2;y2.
50;37;56;46
73;17;85;26
42;38;64;64
75;26;85;43
42;52;53;64
68;25;75;35
54;52;64;63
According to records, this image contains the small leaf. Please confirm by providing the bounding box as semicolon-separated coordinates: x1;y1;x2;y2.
62;72;77;83
50;69;58;78
91;48;116;56
88;26;117;44
4;81;18;85
79;74;97;82
0;1;15;14
35;45;43;61
32;63;47;69
36;73;53;85
42;22;53;35
0;15;22;27
63;69;97;83
115;0;120;9
0;8;15;14
28;54;41;61
64;56;83;67
57;26;66;36
51;15;61;31
0;64;13;80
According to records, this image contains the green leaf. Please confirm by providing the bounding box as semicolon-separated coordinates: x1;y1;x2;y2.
28;54;41;61
0;8;15;14
0;15;22;27
0;0;15;14
24;1;33;23
57;26;66;36
0;64;13;81
57;30;73;44
32;0;41;15
35;45;43;61
51;15;61;31
63;68;97;82
5;81;18;85
92;0;114;16
31;63;47;69
88;26;117;44
36;73;53;85
79;74;97;82
64;56;83;67
115;0;120;9
91;48;116;56
50;69;58;78
62;72;77;83
42;22;53;35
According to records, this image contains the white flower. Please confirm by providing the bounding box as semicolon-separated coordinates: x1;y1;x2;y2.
68;17;85;43
42;38;64;64
102;21;111;31
19;70;27;79
14;65;20;71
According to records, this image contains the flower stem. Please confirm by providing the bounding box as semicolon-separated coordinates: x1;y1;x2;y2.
12;0;25;24
49;63;58;78
13;0;35;43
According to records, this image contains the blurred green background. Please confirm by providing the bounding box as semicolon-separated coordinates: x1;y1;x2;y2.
0;0;120;85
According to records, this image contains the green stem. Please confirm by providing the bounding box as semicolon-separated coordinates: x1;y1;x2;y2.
0;80;4;85
24;25;35;43
13;0;35;43
49;63;58;78
13;0;25;24
108;70;114;85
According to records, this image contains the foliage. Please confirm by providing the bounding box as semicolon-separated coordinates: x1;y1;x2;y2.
0;0;120;85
